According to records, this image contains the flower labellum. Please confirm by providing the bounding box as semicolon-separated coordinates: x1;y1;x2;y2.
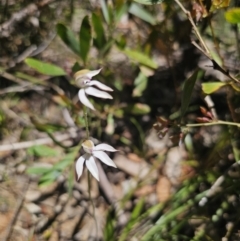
76;140;118;181
74;69;113;110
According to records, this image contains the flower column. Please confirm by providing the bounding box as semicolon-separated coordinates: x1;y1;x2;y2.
74;69;117;181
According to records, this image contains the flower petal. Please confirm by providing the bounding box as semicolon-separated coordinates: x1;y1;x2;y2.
93;151;117;168
94;143;118;152
78;89;95;110
86;156;99;181
85;68;102;79
76;154;88;180
88;80;113;92
85;87;113;99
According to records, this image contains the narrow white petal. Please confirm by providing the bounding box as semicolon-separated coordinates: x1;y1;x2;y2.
76;154;88;180
78;89;95;110
85;87;113;99
94;143;118;152
86;156;99;181
86;69;102;79
93;151;117;168
88;80;113;92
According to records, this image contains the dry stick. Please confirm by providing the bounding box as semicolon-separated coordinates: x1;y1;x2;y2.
204;95;218;119
174;0;240;84
0;71;32;86
192;40;240;83
174;0;209;54
0;84;46;95
0;131;78;152
0;68;65;96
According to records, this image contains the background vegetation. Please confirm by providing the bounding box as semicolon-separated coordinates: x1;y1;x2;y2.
0;0;240;240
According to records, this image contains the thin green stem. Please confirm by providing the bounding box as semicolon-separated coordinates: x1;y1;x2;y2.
83;106;98;239
83;106;90;139
186;120;240;128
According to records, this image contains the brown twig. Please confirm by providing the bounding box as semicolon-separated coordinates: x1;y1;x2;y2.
174;0;240;84
192;40;240;83
0;129;78;152
174;0;210;54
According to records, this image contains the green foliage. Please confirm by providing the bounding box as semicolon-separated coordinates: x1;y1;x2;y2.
133;71;148;97
27;149;78;186
11;0;240;239
56;23;80;55
129;3;157;25
180;69;199;119
92;13;107;49
225;8;240;24
119;198;145;241
100;0;111;24
129;103;151;115
25;58;66;76
121;49;158;69
202;82;227;94
79;15;92;63
27;145;58;157
133;0;165;4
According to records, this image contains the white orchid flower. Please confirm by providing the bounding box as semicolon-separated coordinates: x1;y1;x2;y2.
74;68;113;110
76;140;117;181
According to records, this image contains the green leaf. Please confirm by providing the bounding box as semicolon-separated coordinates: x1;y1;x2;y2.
39;170;60;186
27;145;58;157
122;49;158;69
202;82;227;94
129;3;156;25
181;69;199;118
56;23;80;55
100;0;110;24
119;198;145;241
103;208;116;241
133;71;148;97
133;0;164;4
79;15;92;63
92;13;107;49
25;58;66;76
130;103;151;115
26;166;51;175
115;1;129;22
225;8;240;24
53;151;76;171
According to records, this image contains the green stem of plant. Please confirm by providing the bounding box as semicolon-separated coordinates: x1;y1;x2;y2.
83;106;98;239
186;120;240;128
83;106;90;139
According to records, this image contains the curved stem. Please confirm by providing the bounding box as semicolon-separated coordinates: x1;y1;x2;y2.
186;120;240;128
